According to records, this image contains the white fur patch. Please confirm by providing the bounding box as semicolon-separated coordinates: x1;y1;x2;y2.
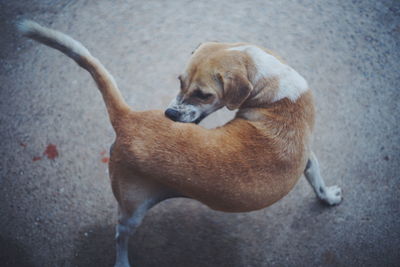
167;97;201;122
229;45;309;102
304;152;342;205
167;96;220;123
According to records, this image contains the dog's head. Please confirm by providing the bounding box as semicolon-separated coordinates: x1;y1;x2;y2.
165;42;309;123
165;42;253;123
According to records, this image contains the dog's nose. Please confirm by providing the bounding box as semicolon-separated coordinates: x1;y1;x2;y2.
165;108;180;121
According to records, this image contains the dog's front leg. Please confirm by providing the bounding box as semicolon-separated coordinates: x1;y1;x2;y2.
304;151;342;205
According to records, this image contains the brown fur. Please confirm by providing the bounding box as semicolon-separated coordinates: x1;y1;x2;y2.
111;90;314;212
107;42;315;213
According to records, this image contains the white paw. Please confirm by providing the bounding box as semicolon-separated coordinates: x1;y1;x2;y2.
321;185;342;205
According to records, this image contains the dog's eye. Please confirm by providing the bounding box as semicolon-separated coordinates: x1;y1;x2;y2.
192;90;212;100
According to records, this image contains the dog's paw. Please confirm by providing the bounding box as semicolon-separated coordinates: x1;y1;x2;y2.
321;185;342;206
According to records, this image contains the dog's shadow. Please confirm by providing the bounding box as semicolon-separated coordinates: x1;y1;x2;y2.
0;235;35;267
71;223;116;267
72;199;241;267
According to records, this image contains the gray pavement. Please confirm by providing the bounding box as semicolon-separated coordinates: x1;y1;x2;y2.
0;0;399;266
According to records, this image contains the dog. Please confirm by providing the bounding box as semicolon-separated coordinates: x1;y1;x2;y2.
18;20;342;267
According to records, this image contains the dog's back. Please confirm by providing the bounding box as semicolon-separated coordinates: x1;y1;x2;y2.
112;90;314;212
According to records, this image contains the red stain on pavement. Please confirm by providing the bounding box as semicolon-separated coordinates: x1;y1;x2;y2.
100;150;107;156
44;144;59;159
32;156;42;162
101;157;109;163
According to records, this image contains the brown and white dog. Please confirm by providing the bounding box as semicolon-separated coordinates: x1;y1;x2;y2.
18;21;342;267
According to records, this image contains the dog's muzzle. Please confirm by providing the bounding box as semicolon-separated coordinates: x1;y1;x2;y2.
164;108;207;124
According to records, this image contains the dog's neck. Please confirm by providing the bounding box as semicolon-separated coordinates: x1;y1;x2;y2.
236;91;313;123
229;45;309;107
239;77;310;112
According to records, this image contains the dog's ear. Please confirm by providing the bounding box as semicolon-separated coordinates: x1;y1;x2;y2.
218;72;253;110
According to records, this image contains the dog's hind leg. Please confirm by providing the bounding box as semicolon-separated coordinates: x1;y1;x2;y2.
114;193;170;267
304;151;342;205
111;162;180;267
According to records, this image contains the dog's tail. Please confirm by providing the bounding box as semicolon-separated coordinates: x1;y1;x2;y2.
17;20;131;128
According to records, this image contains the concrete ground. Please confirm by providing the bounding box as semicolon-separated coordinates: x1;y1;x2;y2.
0;0;399;266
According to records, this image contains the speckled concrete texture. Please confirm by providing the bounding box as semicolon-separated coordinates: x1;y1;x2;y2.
0;0;399;266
